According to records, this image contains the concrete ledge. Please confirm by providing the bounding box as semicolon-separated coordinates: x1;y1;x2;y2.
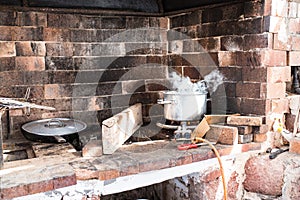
0;141;261;199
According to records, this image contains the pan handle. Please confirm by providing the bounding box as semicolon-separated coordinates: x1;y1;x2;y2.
53;135;66;143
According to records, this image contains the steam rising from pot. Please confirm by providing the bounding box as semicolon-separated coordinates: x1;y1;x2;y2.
169;69;224;94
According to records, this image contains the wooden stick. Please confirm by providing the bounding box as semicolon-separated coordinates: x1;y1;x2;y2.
0;98;55;110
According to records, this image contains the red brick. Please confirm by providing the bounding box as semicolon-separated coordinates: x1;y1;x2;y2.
98;169;120;180
271;0;288;17
227;115;263;126
46;42;73;57
175;154;193;166
236;82;263;98
262;50;287;67
263;0;272;16
273;33;291;50
242;67;267;82
28;180;54;195
289;18;300;34
271;98;289;114
15;56;45;71
53;174;77;189
221;35;243;51
0;185;29;199
236;51;262;67
237;125;253;135
11;27;43;41
18;12;47;27
218;66;242;81
243;33;272;50
218;51;236;66
0;27;13;41
267;66;291;83
43;27;70;42
289;51;300;66
197;37;220;52
289;138;300;154
252;124;269;134
74;168;99;180
16;42;46;56
0;42;15;57
244;1;264;17
264;16;285;33
253;133;268;143
240;98;271;115
266;82;286;99
205;124;238;145
291;36;300;50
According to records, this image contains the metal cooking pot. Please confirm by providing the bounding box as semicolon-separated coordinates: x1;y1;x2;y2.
158;91;207;121
21;118;87;149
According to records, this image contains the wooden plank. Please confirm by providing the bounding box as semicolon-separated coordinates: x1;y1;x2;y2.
191;117;210;139
102;103;143;154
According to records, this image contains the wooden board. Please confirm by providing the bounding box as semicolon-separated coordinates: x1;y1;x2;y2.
102;103;143;154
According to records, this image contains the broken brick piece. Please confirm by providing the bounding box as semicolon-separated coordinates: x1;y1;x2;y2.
205;124;238;145
227;116;263;126
289;138;300;154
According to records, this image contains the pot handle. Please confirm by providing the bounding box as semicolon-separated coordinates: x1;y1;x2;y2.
157;99;175;104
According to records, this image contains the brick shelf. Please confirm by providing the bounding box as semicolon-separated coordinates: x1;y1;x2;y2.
0;140;261;199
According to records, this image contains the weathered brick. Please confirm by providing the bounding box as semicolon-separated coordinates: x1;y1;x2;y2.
18;12;47;27
16;42;46;56
244;0;264;17
291;36;300;50
289;18;300;34
11;27;43;41
237;125;253;135
264;16;285;33
266;82;286;99
271;0;288;17
46;42;73;57
224;82;236;97
236;82;263;99
252;124;269;134
0;185;29;199
46;57;74;70
273;33;291;50
227;115;263;126
197;37;220;52
218;51;236;67
82;140;103;157
48;13;80;28
221;35;243;51
0;11;17;26
53;174;77;189
0;57;15;71
289;138;300;154
271;98;289;114
267;66;291;83
15;56;45;71
236;51;262;67
28;180;54;195
122;80;146;94
102;17;126;29
236;17;263;35
205;124;238;145
43;27;70;42
243;33;272;50
79;16;102;29
218;66;242;81
253;133;268;142
289;51;300;66
0;42;15;57
262;50;287;66
242;67;267;82
98;169;120;180
0;26;13;41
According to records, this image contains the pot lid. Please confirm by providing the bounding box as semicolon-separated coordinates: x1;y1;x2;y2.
21;118;87;136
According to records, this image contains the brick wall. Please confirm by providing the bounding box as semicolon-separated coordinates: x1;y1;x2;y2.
0;10;168;143
168;0;292;118
0;0;297;144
